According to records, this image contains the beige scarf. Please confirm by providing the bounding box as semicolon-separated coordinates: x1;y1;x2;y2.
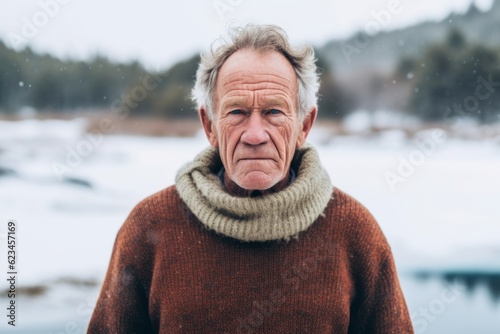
175;143;333;242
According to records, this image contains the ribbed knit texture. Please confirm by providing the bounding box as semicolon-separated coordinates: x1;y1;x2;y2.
175;143;333;241
87;188;414;333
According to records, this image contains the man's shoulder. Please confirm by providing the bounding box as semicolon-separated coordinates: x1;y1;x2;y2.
118;185;185;236
323;187;391;253
326;188;376;222
134;184;182;211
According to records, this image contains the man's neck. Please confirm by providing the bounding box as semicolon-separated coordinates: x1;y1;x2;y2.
223;171;291;197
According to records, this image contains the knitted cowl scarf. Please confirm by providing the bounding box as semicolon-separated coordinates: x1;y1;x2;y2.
175;143;333;242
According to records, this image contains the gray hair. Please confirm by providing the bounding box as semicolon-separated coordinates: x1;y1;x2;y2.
191;24;320;121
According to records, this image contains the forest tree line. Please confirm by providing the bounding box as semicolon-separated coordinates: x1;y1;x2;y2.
1;28;499;123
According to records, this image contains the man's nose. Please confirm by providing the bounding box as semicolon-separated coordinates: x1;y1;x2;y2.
241;113;270;146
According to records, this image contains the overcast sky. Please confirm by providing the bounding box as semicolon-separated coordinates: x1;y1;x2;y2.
0;0;494;70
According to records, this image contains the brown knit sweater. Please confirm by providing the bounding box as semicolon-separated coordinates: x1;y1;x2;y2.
87;185;414;333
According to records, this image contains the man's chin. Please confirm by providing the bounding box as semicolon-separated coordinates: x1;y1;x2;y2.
234;172;281;192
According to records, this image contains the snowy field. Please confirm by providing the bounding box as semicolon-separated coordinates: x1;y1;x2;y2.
0;118;499;333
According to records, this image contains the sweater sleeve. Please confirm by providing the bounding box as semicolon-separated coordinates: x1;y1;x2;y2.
340;193;414;334
347;248;414;334
87;204;155;334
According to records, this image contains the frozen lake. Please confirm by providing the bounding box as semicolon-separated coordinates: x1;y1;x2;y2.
0;119;499;333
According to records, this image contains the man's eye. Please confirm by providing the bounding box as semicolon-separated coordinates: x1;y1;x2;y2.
229;109;243;115
269;109;281;115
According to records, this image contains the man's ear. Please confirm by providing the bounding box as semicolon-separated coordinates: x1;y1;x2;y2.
199;107;219;147
296;106;317;148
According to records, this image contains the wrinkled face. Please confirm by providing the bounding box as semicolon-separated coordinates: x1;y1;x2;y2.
200;49;316;191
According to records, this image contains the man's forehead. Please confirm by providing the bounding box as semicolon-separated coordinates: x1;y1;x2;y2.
214;50;298;108
220;72;295;89
216;73;298;110
218;72;296;94
218;50;297;83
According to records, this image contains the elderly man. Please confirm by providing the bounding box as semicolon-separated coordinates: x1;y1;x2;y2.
88;24;414;333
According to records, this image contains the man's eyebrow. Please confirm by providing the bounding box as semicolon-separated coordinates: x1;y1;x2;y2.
220;96;293;109
258;96;292;108
220;97;250;109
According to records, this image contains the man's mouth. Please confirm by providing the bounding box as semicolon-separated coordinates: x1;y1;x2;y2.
238;157;273;161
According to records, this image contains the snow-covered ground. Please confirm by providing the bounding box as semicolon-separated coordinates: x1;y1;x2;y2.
0;118;499;333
